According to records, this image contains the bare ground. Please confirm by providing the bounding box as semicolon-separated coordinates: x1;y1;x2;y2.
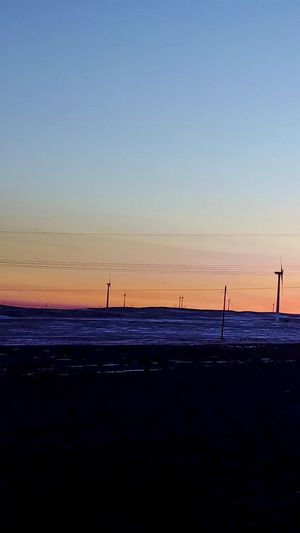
1;345;300;531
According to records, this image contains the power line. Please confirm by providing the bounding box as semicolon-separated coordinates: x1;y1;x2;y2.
0;288;222;292
3;259;300;275
1;260;292;267
1;286;300;292
2;231;300;236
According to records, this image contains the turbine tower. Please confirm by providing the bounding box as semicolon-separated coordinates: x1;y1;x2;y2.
106;277;111;309
274;261;284;320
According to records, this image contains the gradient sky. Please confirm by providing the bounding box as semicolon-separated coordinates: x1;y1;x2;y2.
2;1;300;310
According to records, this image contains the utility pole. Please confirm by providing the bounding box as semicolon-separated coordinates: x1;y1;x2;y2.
106;279;111;309
123;292;126;308
221;285;227;340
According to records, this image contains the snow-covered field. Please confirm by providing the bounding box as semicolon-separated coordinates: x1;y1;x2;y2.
1;307;300;345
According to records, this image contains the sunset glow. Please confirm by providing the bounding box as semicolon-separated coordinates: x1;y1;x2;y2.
2;233;300;312
2;2;300;313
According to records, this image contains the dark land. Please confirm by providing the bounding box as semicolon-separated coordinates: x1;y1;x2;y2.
1;344;300;530
1;305;300;345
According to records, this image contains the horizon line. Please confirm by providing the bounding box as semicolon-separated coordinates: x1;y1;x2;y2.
0;302;288;314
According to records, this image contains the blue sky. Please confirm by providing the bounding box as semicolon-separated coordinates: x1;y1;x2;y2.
2;0;300;234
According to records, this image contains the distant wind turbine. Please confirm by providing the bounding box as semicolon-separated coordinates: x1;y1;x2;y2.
274;261;284;321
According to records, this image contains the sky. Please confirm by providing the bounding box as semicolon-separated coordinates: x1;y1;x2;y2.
2;1;300;310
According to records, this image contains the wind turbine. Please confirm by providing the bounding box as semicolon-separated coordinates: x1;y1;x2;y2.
106;277;111;309
274;261;284;321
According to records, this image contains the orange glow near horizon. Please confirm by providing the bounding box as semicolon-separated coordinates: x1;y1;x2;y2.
2;233;300;312
2;282;300;313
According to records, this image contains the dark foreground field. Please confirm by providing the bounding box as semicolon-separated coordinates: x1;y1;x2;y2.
2;345;300;531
